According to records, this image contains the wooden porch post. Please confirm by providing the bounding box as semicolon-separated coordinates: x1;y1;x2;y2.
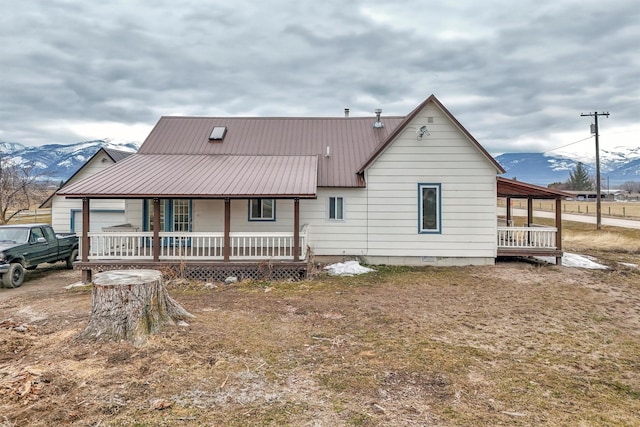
153;198;160;262
224;198;231;262
506;197;512;225
293;198;300;262
81;197;91;283
555;197;563;266
526;197;534;245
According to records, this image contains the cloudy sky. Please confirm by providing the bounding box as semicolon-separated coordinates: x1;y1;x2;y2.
1;0;639;156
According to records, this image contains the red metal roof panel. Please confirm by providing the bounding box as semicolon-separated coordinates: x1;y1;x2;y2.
139;116;404;187
58;154;318;199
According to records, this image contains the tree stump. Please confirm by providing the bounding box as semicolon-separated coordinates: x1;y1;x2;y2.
77;269;194;346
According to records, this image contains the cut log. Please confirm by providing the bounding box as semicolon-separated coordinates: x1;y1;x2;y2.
77;269;193;346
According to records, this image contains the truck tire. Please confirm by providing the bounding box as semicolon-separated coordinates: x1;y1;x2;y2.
2;263;25;288
66;249;78;269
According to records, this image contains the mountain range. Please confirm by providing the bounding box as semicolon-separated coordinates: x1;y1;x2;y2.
0;139;139;182
495;147;640;187
1;139;639;187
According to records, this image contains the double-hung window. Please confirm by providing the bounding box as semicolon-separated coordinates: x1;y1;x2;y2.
418;183;441;233
249;199;275;221
328;196;344;221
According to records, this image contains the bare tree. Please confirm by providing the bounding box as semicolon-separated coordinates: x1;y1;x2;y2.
0;153;37;224
620;181;640;193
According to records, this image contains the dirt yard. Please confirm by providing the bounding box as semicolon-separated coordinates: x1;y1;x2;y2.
1;252;639;426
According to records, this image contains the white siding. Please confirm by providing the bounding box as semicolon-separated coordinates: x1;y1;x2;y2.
51;153;126;233
300;188;367;256
114;102;499;264
125;200;144;228
123;189;369;256
364;104;498;260
192;192;369;256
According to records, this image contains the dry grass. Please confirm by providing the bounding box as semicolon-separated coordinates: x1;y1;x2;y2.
565;230;640;253
1;225;640;426
521;216;640;259
5;209;52;225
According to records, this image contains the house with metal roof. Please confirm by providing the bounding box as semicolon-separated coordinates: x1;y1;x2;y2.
58;95;567;282
41;147;134;235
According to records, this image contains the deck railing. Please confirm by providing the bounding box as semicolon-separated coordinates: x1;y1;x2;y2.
497;226;557;249
87;226;309;261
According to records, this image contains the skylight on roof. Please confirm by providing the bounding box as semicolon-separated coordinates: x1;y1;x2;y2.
209;126;227;141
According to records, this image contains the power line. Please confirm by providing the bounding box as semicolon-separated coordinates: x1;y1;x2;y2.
543;136;593;154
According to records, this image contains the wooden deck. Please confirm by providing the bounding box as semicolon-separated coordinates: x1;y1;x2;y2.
496;226;563;262
75;259;309;282
76;225;563;282
78;228;310;283
87;229;308;261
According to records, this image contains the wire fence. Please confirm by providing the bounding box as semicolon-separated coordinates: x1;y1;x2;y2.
5;209;52;224
498;200;640;219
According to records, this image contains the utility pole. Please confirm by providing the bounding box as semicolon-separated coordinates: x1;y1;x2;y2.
581;111;610;230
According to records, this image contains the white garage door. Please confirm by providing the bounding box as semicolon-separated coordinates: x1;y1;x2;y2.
73;211;126;234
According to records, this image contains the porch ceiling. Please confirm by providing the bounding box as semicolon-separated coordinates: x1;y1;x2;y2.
58;154;318;199
497;177;572;199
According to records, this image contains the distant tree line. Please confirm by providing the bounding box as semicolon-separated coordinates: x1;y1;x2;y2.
547;162;640;193
620;181;640;193
548;162;594;191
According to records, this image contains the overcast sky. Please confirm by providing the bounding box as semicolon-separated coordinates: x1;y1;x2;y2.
1;0;639;156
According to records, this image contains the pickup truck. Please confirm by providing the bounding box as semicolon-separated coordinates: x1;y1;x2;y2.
0;223;79;288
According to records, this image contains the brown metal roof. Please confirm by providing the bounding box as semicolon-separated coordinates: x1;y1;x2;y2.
497;177;572;199
103;148;135;162
138;116;405;187
59;95;505;199
58;154;318;199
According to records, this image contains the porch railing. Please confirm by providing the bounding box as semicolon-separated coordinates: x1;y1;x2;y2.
87;226;308;261
497;226;557;249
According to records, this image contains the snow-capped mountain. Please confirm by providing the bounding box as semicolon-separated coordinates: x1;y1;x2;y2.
0;139;139;181
1;137;638;187
496;146;640;187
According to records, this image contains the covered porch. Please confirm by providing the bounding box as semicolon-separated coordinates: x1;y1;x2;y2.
73;198;311;282
57;154;319;282
497;177;571;265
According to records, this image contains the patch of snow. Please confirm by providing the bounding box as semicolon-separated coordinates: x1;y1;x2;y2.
324;261;375;276
537;252;607;269
10;156;27;165
618;262;638;268
64;282;88;289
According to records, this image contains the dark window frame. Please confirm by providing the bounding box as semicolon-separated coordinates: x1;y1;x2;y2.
418;183;441;234
248;198;276;222
328;196;345;221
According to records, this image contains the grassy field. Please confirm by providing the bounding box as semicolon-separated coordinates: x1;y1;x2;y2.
1;222;639;426
4;209;52;225
498;199;640;219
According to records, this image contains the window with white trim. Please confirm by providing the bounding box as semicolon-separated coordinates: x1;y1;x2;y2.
249;198;275;221
328;196;344;221
418;183;441;233
144;199;192;232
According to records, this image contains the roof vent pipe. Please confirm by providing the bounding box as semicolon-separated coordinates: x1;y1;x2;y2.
344;108;349;118
373;108;384;128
